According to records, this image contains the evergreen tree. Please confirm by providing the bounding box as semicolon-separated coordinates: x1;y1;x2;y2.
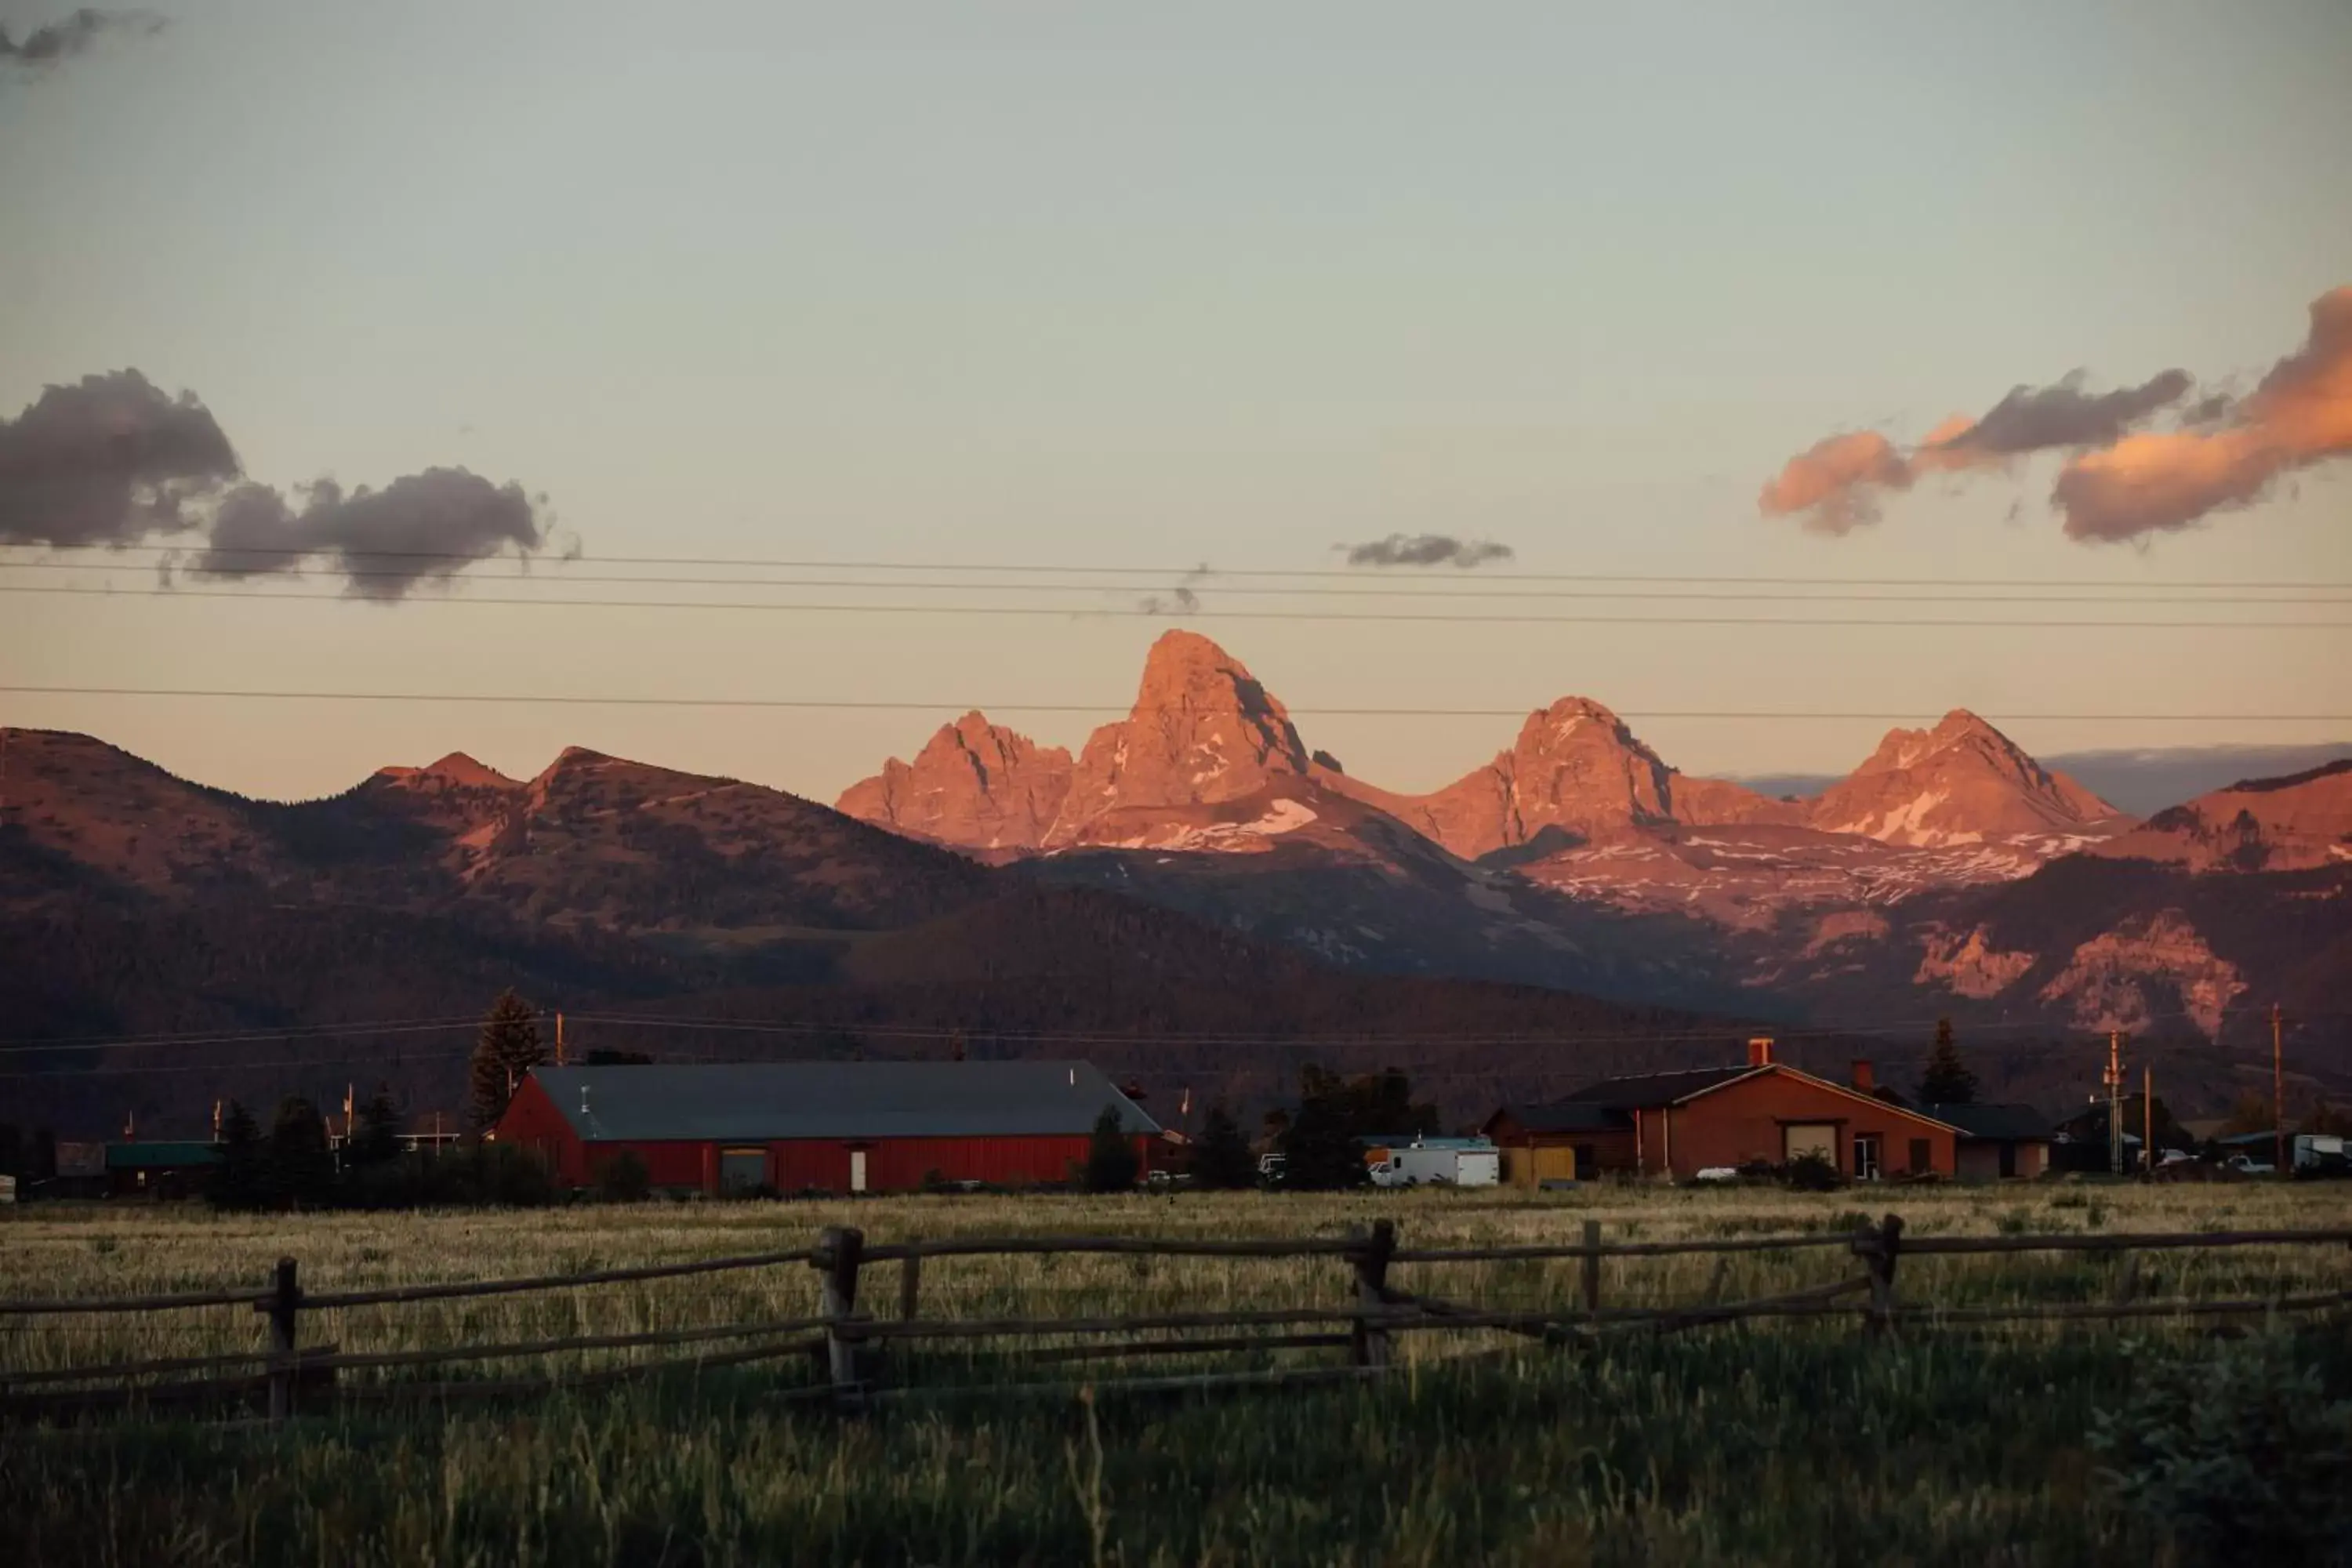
210;1100;268;1211
469;989;545;1127
269;1097;336;1209
352;1085;403;1166
1083;1104;1141;1192
1192;1102;1256;1190
1918;1018;1978;1105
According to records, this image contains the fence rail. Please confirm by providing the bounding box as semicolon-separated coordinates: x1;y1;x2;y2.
4;1214;2347;1421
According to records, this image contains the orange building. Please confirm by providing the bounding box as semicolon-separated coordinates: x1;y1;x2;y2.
1487;1040;1961;1181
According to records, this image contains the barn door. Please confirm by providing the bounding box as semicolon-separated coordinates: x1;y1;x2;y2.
848;1149;869;1194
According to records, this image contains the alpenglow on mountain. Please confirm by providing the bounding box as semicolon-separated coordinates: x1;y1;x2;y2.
837;628;2134;916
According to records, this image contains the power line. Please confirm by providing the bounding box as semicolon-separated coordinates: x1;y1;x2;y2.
5;684;2349;723
0;1019;487;1057
9;560;2350;606
9;543;2348;592
0;1002;2258;1073
5;583;2344;629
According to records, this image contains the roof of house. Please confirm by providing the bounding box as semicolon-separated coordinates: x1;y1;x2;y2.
1552;1067;1759;1109
520;1061;1162;1143
2215;1128;2282;1147
1924;1103;2053;1142
104;1142;221;1170
1487;1101;1626;1134
1514;1062;1963;1136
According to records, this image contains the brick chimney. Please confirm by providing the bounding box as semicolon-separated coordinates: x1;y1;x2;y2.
1746;1036;1775;1067
1851;1059;1875;1093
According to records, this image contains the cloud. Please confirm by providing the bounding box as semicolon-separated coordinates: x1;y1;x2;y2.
1344;533;1515;568
1934;368;2193;458
0;370;239;546
1763;288;2350;541
1755;430;1911;534
0;368;557;597
1138;562;1210;616
192;471;546;600
2054;287;2352;542
1;9;164;74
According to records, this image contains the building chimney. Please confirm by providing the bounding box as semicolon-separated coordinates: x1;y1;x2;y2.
1851;1059;1875;1093
1746;1036;1775;1068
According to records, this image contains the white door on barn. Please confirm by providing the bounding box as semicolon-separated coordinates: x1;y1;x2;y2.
1783;1123;1838;1167
849;1149;869;1194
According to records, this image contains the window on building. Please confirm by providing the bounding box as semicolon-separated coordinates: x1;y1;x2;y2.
1853;1133;1883;1181
1908;1138;1931;1174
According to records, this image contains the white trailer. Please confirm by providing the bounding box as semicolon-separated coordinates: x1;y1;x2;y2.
2294;1134;2348;1175
1367;1142;1501;1189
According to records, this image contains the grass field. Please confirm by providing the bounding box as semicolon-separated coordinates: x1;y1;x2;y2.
5;1182;2350;1566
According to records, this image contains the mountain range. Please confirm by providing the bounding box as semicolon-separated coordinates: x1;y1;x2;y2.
5;628;2349;1133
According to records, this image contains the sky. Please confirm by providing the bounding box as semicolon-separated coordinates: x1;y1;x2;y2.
4;1;2350;805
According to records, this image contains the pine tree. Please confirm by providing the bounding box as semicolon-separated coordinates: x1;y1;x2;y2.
210;1100;267;1211
1192;1102;1256;1189
470;989;545;1127
1083;1104;1141;1192
270;1097;336;1209
1918;1018;1978;1106
352;1085;403;1166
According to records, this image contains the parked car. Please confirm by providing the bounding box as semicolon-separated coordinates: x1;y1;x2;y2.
2224;1152;2276;1176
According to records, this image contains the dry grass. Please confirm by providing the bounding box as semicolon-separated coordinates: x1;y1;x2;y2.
5;1182;2351;1566
3;1180;2347;1388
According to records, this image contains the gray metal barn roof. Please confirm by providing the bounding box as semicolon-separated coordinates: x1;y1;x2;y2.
528;1061;1161;1143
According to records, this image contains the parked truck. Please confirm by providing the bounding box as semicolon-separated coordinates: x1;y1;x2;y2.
1366;1138;1501;1189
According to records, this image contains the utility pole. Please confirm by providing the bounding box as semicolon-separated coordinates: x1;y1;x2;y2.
2103;1029;2125;1176
2142;1066;2154;1180
2272;1004;2286;1175
555;1011;566;1067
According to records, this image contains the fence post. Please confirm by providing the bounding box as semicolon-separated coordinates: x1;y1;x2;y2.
812;1225;866;1406
1860;1214;1904;1338
898;1253;922;1321
1349;1220;1397;1371
257;1257;300;1421
1581;1220;1602;1317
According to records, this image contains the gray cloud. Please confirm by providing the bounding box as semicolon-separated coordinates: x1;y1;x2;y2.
1138;562;1210;615
1344;533;1515;568
1;9;164;74
193;470;548;601
1933;368;2193;457
0;370;239;547
1;368;557;597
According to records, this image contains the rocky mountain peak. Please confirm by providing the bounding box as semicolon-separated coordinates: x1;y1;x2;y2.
1812;711;2122;845
376;752;519;791
837;710;1074;851
1042;633;1312;842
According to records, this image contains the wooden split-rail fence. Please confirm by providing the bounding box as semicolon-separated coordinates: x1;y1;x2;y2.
3;1215;2349;1422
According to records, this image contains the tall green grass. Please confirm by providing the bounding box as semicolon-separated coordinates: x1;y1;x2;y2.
8;1328;2347;1566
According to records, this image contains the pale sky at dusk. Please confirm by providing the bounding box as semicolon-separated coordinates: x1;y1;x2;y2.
5;2;2350;805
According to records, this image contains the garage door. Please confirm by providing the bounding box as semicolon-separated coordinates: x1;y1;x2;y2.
1783;1124;1838;1165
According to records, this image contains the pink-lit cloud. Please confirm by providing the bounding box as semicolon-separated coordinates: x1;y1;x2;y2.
1759;291;2352;539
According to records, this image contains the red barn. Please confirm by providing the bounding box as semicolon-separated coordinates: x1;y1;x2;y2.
1486;1042;1962;1181
492;1060;1160;1195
